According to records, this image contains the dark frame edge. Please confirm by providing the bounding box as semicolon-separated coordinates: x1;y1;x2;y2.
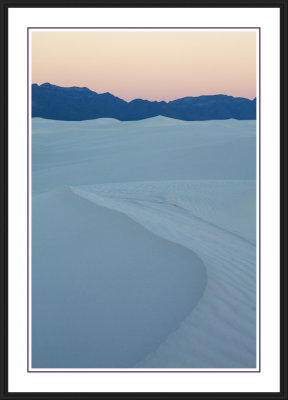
1;0;288;399
280;1;288;400
0;1;8;400
0;0;288;7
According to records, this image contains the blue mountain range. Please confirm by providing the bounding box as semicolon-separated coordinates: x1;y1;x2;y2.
32;83;256;121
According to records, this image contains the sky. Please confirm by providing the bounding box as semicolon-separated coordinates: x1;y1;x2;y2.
32;30;257;102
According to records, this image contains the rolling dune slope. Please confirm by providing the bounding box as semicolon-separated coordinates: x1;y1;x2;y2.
32;117;257;368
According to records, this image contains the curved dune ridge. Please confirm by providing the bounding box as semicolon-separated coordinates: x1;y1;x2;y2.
32;117;256;369
71;180;256;368
32;186;207;368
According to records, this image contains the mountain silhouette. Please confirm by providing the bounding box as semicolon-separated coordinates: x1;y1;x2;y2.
32;83;256;121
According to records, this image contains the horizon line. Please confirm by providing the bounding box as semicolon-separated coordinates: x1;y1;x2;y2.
32;82;256;103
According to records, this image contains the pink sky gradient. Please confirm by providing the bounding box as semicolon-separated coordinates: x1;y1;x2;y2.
32;30;257;101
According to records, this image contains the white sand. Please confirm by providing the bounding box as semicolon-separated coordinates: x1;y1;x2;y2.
32;117;256;369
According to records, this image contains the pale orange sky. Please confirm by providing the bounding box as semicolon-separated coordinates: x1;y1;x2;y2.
32;30;257;101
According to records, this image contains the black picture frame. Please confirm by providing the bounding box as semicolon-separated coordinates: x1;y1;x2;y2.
0;1;287;398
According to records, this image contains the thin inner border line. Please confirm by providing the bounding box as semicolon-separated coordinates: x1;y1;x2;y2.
27;26;261;373
27;26;260;29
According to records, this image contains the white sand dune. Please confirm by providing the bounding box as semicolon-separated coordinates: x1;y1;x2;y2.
32;117;256;191
71;180;256;368
32;116;257;369
32;186;206;368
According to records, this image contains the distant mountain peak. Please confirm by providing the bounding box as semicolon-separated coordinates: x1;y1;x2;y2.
40;82;56;88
